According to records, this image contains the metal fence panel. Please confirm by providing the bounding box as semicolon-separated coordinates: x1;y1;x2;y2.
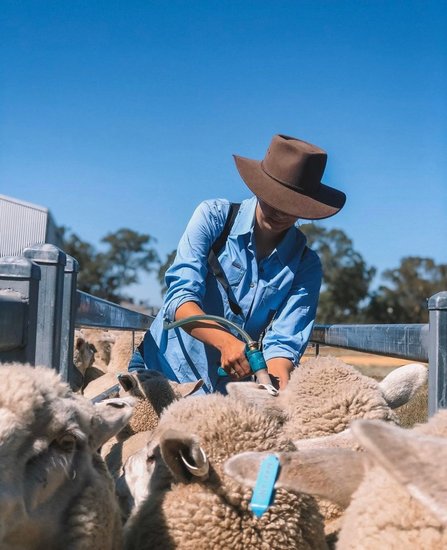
75;291;154;331
428;292;447;415
311;323;429;362
23;244;66;371
0;256;41;364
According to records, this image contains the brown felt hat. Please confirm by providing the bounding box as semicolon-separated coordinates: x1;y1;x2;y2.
233;134;346;219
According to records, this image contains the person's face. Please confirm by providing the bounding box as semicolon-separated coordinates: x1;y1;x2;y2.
256;198;299;235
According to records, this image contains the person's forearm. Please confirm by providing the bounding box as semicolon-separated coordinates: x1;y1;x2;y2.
174;301;235;350
266;357;294;389
174;301;250;378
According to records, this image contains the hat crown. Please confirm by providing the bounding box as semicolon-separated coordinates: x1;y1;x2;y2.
262;135;327;194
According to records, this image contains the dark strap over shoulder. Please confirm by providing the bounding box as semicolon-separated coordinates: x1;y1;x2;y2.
208;203;242;315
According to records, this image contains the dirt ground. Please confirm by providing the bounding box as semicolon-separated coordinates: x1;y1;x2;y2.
302;344;427;381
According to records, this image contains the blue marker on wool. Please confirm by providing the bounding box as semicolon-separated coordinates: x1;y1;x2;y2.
249;454;281;517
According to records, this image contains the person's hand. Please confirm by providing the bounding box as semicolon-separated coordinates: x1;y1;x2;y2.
217;335;251;379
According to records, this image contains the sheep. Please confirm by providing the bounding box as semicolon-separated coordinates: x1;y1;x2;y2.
224;411;447;549
80;328;145;382
225;357;427;537
226;357;428;441
393;382;428;428
99;370;204;478
73;329;97;375
123;392;328;550
84;369;204;523
0;362;134;550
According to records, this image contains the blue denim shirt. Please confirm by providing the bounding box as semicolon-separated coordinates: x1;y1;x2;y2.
130;197;322;394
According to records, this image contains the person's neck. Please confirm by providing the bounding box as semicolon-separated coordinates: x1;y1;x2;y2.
254;223;285;261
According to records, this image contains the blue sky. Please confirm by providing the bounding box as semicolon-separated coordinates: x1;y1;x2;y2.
1;1;446;306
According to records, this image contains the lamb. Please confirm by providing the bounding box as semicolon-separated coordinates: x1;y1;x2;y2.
99;370;204;478
80;329;145;387
123;393;328;550
73;329;97;371
225;411;447;549
0;362;134;550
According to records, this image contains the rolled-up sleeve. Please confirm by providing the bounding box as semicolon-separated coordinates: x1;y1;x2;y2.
262;250;322;365
163;200;228;322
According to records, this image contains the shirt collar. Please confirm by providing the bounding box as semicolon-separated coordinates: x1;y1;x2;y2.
229;196;307;265
229;196;257;236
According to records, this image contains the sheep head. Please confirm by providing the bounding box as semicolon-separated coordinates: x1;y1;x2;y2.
0;363;134;548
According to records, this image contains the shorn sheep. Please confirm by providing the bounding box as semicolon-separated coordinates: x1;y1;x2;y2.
124;393;328;550
225;410;447;549
0;362;134;550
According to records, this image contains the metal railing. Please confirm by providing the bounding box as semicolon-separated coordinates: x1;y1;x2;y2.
0;244;154;389
0;243;446;415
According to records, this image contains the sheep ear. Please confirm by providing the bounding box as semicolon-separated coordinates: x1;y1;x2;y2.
117;373;137;392
91;397;135;449
224;448;364;508
226;382;285;418
352;419;447;526
170;379;204;397
75;336;85;350
379;363;427;408
159;429;209;483
293;429;355;451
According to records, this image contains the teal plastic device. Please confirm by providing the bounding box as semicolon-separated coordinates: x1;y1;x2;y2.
217;343;267;377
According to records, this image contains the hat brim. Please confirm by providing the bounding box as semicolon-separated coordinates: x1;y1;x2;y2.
233;155;346;220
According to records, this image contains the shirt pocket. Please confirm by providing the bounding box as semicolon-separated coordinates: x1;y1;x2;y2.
226;260;246;287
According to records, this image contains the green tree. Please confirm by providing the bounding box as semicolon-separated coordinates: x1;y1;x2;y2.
364;257;447;323
61;227;160;303
157;249;177;293
300;224;376;323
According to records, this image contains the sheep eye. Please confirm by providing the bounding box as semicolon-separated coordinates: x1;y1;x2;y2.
54;433;77;452
146;454;155;464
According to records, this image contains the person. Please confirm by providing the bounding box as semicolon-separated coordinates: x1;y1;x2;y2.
129;134;346;393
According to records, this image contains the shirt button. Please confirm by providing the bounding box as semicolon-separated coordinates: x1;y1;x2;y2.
250;282;256;288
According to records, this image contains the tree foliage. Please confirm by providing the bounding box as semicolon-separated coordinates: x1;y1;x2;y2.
364;257;447;323
61;227;159;303
61;221;445;325
157;249;177;292
300;223;376;323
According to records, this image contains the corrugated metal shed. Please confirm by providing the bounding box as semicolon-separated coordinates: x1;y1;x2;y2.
0;194;63;257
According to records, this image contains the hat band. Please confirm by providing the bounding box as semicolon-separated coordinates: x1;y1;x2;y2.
260;161;315;196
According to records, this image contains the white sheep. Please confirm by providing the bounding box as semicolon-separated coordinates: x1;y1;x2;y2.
224;411;447;549
225;356;427;536
83;369;204;522
0;362;134;550
226;356;428;441
123;392;328;550
80;329;145;386
99;370;204;477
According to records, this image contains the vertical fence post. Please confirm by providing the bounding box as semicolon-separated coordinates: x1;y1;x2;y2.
23;244;66;371
428;291;447;416
0;256;41;364
59;255;79;385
